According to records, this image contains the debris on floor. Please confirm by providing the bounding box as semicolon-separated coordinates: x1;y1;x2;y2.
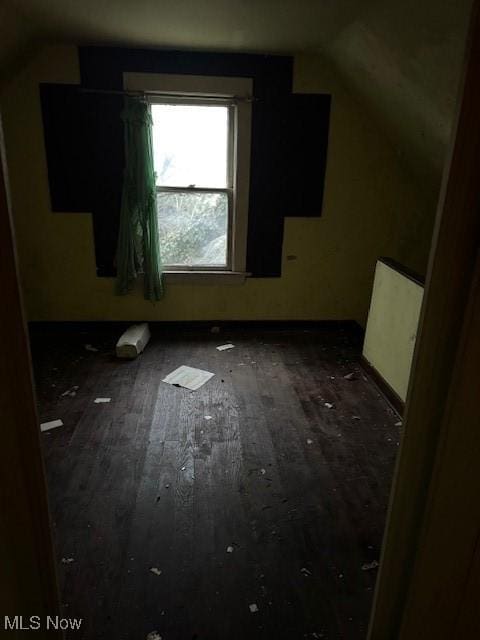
94;397;111;403
162;365;215;391
116;322;151;359
61;385;79;397
61;557;75;564
324;402;334;409
395;421;402;426
40;419;63;432
34;327;399;637
84;344;98;352
343;372;356;380
361;560;379;571
146;632;162;640
216;343;235;351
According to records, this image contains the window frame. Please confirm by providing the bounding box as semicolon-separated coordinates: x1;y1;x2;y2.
124;72;252;282
150;97;234;271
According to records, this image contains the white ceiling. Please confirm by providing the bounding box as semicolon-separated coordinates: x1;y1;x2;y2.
1;0;474;192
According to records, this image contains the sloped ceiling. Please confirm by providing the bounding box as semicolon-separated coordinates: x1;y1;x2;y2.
1;0;474;192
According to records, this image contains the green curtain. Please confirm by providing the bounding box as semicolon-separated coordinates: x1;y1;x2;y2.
116;96;164;301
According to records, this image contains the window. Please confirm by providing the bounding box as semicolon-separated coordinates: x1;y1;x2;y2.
151;100;232;269
124;73;252;281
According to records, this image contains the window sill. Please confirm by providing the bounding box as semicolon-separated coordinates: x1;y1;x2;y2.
163;271;250;285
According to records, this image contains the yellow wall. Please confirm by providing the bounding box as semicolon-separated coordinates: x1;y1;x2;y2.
0;45;436;323
363;260;424;401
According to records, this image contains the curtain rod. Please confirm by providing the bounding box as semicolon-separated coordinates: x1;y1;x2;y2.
77;87;254;103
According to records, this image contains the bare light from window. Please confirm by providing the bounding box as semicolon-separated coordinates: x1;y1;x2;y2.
152;104;228;188
151;104;229;267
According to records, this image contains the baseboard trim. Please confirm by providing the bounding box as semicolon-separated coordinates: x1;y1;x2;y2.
360;356;405;417
28;319;364;335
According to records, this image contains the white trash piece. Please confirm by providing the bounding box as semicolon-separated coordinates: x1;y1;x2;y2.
116;322;151;359
40;419;63;432
216;343;235;351
94;398;111;404
61;385;79;397
163;365;214;391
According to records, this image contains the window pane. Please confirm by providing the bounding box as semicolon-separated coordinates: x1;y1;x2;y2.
157;191;228;266
151;104;228;188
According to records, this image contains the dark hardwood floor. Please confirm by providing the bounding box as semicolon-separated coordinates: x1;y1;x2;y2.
31;325;401;640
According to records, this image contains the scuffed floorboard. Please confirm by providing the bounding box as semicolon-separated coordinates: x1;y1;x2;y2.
31;326;401;640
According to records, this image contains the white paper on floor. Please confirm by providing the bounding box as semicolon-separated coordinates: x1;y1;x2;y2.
216;343;235;351
94;397;111;403
40;419;63;432
61;385;79;397
162;365;215;391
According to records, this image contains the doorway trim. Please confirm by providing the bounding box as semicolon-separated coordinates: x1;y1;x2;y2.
368;2;480;637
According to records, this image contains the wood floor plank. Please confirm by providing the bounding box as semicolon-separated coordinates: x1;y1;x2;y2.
31;326;400;640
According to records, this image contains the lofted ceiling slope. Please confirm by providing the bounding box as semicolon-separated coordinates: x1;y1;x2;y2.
0;0;474;194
